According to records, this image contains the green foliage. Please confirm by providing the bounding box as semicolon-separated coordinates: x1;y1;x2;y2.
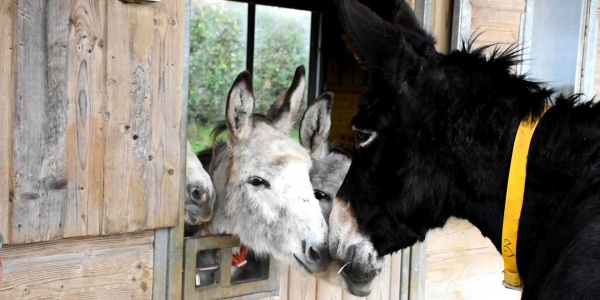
188;1;246;128
252;7;310;113
187;0;310;153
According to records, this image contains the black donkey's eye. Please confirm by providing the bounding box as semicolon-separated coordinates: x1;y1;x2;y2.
354;131;369;143
248;176;270;188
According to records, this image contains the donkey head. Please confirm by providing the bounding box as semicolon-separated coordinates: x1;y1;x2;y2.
300;92;355;289
329;0;444;295
212;67;331;275
185;140;216;226
300;93;352;223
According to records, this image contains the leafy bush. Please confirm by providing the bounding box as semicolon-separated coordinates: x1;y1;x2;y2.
188;0;309;152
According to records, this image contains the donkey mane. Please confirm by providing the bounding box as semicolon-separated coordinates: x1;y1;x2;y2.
447;37;560;121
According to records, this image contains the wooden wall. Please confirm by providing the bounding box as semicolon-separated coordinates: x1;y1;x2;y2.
425;219;521;300
469;0;526;49
0;231;155;299
0;0;185;245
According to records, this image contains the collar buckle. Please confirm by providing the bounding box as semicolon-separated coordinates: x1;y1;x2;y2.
502;280;523;291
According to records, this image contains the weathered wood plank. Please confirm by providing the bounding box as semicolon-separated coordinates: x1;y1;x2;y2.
0;231;154;299
594;7;600;97
103;0;183;234
0;0;16;244
431;0;453;54
367;255;391;300
162;0;189;298
342;289;362;300
273;263;290;300
389;252;402;300
469;0;525;49
409;242;427;300
400;248;411;300
5;0;184;246
11;0;71;244
262;251;406;300
288;267;318;300
315;275;343;300
64;0;106;238
425;219;521;300
146;0;184;231
264;263;290;300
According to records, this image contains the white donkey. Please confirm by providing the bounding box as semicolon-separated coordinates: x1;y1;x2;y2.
188;88;356;288
196;66;331;277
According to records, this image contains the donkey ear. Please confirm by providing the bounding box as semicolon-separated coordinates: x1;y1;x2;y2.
267;65;306;134
300;92;334;161
226;71;254;144
337;0;435;70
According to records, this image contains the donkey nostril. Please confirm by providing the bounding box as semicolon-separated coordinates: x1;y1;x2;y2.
188;186;206;202
308;246;320;262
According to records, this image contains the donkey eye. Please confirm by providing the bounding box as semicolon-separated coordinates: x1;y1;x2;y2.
314;190;331;201
355;131;369;142
352;127;377;148
248;176;270;188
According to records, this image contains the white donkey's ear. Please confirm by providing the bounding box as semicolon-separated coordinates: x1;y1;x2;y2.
226;71;255;145
267;65;306;134
300;92;334;161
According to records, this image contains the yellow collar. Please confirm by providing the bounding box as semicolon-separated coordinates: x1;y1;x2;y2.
502;106;552;291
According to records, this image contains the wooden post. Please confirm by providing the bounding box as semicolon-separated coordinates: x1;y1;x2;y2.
0;0;16;244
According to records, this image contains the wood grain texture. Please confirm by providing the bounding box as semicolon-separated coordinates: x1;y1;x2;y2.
425;218;522;300
2;0;185;244
389;253;402;300
288;267;318;300
367;255;391;300
409;242;427;300
0;0;16;244
263;256;401;300
469;0;526;48
0;231;154;299
103;0;183;235
431;0;453;54
64;0;106;238
594;7;600;97
315;273;343;300
268;263;290;300
11;0;70;244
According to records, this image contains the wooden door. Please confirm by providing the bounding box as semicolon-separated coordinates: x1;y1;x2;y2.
0;0;186;245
